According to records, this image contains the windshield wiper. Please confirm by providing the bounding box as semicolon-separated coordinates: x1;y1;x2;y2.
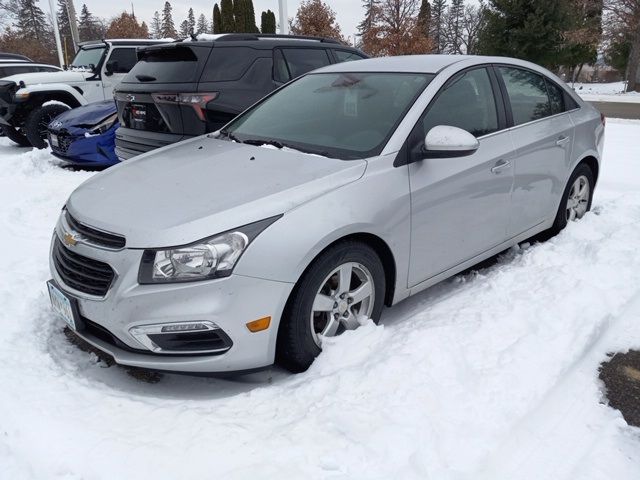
219;130;241;142
242;139;285;149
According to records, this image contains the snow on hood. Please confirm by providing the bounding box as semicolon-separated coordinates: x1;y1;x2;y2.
48;100;116;131
67;136;366;248
3;69;92;86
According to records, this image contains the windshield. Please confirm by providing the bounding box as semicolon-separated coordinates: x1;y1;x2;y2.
223;72;434;159
70;47;106;70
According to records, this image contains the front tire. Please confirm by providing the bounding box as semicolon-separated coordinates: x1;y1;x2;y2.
549;163;594;235
276;241;386;373
1;125;31;147
25;104;70;149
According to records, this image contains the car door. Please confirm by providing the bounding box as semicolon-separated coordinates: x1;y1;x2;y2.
101;47;139;99
407;67;515;287
496;66;575;236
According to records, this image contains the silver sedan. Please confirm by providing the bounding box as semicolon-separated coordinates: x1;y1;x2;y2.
48;55;604;374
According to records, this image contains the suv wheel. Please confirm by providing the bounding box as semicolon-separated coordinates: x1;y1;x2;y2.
1;125;31;147
25;104;70;149
276;241;386;373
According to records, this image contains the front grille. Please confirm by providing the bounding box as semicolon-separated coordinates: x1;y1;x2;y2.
66;211;126;249
52;237;115;296
51;131;74;154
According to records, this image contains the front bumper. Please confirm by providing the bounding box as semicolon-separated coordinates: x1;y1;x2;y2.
48;220;294;374
48;127;119;167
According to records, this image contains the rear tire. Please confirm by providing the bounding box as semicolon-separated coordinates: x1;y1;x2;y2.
276;241;386;373
25;104;70;149
1;125;31;147
548;163;594;236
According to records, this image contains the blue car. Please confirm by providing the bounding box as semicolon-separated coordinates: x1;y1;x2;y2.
48;100;119;167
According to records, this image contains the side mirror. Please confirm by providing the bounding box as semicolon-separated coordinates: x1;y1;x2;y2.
104;61;118;76
422;125;479;158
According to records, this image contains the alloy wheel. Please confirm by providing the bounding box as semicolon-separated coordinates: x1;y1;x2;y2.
309;262;375;346
566;175;590;221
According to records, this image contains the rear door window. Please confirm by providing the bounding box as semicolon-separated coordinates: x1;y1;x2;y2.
545;79;566;115
499;67;552;125
201;47;257;82
280;48;331;79
107;48;138;73
333;50;367;63
124;46;206;84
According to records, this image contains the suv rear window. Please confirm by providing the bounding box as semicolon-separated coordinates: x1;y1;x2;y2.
124;46;207;83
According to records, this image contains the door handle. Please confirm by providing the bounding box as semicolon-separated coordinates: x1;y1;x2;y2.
556;135;570;146
491;159;511;174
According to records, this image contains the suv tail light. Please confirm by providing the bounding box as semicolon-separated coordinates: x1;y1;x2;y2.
152;92;219;121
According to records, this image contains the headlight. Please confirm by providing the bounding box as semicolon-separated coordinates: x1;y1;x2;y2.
138;215;282;284
90;113;118;134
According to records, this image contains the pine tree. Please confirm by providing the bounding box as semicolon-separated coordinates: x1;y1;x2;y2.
477;0;571;68
220;0;235;33
196;13;209;34
430;0;446;53
260;9;276;33
150;10;162;38
233;0;245;32
16;0;50;43
179;19;189;37
57;0;72;44
213;3;222;33
418;0;431;39
78;4;101;42
160;1;178;38
187;7;195;36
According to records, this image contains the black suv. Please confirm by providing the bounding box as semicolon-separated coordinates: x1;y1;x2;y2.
113;34;368;160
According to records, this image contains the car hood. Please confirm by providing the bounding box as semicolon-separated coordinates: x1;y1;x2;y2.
66;137;367;248
4;69;91;86
49;100;116;131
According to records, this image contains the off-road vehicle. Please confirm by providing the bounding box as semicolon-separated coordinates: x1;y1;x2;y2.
0;39;169;148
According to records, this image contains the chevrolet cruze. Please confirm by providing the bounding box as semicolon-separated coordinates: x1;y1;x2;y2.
48;55;604;374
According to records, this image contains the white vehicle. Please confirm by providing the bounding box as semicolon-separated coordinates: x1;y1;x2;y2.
0;39;171;148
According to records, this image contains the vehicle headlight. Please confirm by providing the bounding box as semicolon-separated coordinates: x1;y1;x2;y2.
90;113;118;134
138;215;282;284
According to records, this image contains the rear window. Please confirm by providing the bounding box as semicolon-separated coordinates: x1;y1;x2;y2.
123;46;207;84
201;47;258;82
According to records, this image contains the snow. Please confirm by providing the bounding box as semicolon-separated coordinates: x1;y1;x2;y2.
0;120;639;479
574;81;640;103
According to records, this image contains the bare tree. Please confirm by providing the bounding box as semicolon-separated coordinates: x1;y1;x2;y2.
604;0;640;91
443;0;464;53
361;0;432;56
461;1;485;54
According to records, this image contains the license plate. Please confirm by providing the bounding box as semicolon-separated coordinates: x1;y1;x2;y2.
50;134;58;147
47;281;77;330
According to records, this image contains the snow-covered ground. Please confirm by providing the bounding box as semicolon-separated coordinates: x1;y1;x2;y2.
574;81;640;103
1;121;639;479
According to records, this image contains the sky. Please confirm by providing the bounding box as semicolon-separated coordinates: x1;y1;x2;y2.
76;0;364;40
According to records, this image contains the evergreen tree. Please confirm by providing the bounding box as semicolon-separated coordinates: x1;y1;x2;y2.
78;4;101;42
220;0;235;33
213;3;222;33
244;0;258;32
179;19;189;37
418;0;431;39
187;7;195;36
56;0;72;44
196;13;209;34
260;9;276;33
16;0;50;43
160;1;177;38
477;0;571;68
430;0;446;53
150;10;162;38
233;0;245;32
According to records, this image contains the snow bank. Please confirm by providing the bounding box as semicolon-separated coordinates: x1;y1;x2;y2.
0;123;639;479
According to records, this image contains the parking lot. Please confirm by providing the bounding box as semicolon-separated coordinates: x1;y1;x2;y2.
0;118;638;479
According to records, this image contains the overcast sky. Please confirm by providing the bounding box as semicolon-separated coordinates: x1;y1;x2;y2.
78;0;364;40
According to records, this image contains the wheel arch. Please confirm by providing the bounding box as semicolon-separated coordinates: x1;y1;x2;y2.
28;90;83;109
576;155;599;185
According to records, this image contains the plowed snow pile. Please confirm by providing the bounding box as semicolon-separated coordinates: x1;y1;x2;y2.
0;120;639;479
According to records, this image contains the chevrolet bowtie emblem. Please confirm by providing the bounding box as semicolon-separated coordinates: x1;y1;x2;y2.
63;231;78;247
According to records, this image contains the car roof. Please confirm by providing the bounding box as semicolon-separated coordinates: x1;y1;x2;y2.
178;33;360;50
78;39;173;48
0;52;32;61
0;62;60;68
316;54;547;74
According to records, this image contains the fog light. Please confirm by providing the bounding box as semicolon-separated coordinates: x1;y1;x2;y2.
246;316;271;332
161;322;209;333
